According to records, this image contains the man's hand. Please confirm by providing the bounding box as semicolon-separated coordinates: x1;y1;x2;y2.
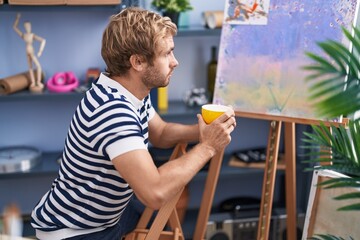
197;107;236;154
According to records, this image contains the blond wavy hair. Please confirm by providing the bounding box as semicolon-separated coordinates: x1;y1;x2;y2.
101;7;177;77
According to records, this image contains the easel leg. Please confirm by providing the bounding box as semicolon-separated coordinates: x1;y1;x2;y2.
257;121;281;240
193;150;225;240
284;122;297;240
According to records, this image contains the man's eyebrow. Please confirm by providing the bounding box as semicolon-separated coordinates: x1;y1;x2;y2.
162;47;174;54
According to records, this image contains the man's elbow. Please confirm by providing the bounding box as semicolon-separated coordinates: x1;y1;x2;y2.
138;190;167;210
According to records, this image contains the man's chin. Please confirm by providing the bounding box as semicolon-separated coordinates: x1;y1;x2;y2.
162;78;171;87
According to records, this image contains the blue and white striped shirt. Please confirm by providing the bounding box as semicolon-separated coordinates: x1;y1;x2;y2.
31;73;155;239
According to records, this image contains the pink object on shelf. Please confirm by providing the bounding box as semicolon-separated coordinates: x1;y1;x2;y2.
46;71;79;93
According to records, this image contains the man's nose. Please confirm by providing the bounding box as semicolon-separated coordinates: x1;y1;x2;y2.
171;55;179;68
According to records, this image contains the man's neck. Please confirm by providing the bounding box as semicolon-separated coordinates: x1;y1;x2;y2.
112;74;150;101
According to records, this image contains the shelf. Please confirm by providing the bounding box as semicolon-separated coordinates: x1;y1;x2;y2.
157;101;201;117
228;155;286;170
0;2;124;11
0;150;261;180
0;2;221;37
196;154;264;181
0;151;60;179
177;25;221;37
0;88;201;116
151;146;263;178
0;89;86;102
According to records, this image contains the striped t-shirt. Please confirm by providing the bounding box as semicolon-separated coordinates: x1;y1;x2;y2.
31;73;155;239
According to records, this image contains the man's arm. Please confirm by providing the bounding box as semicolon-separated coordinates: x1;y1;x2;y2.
148;112;199;149
113;110;236;210
112;141;214;210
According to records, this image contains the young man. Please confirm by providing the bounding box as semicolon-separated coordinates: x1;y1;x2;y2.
31;7;236;240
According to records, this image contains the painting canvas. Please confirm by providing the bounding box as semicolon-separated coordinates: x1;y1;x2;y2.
302;170;360;238
224;0;271;25
214;0;359;121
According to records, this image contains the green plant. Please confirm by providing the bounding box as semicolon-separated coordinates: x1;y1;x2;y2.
151;0;193;13
302;26;360;240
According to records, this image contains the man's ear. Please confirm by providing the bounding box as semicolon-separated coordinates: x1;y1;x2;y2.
129;54;146;72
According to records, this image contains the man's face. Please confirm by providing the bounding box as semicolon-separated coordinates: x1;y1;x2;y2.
142;36;178;89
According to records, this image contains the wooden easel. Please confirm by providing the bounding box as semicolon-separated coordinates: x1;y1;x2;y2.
193;150;225;239
131;119;305;240
256;120;296;240
235;111;348;240
125;114;346;240
195;117;306;240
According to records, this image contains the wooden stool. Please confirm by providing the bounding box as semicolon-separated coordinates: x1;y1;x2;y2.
123;143;188;240
123;143;226;240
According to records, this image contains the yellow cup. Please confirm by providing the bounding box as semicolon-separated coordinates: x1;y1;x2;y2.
201;104;231;124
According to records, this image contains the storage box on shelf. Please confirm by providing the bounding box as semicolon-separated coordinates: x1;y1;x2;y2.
8;0;66;5
67;0;121;5
7;0;120;5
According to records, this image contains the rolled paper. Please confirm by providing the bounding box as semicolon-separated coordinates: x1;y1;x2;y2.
201;11;210;27
0;72;31;95
206;11;224;29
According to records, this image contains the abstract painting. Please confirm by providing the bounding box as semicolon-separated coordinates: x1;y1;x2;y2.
214;0;359;121
225;0;271;25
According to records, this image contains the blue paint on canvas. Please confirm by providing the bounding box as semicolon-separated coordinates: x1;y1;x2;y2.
215;0;359;120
